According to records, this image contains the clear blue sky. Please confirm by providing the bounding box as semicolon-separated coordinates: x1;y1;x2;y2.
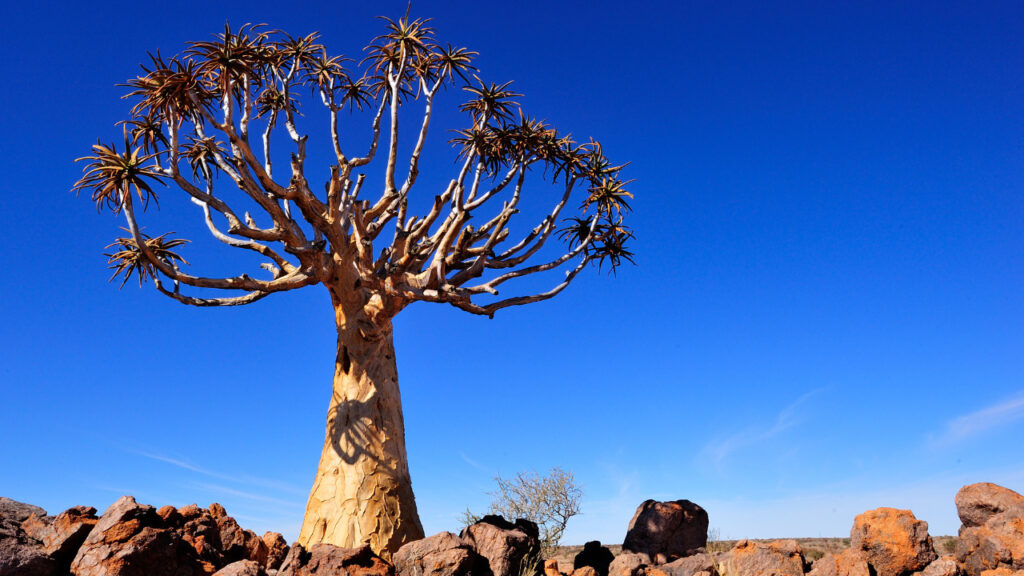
1;0;1022;544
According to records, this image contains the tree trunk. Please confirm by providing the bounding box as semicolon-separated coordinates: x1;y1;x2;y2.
298;282;423;559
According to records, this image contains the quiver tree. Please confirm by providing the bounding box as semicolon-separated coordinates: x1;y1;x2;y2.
74;17;634;559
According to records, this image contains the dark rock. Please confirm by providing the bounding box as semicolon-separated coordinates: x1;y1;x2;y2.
715;539;806;576
0;535;56;576
851;507;936;576
622;500;708;563
182;509;224;568
0;500;56;576
215;514;268;565
277;543;394;576
0;499;47;524
393;532;474;576
574;541;615;576
70;495;205;576
460;516;540;576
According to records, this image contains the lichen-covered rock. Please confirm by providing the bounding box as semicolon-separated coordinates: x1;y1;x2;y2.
622;501;708;563
714;539;805;576
69;495;205;576
957;516;1024;576
574;541;615;576
277;543;394;576
215;514;269;565
544;559;562;576
851;507;936;576
0;535;57;576
0;499;47;525
460;516;540;576
0;499;56;576
918;556;960;576
659;552;716;576
213;560;267;576
956;483;1024;576
262;532;289;571
608;553;648;576
393;532;474;576
807;549;870;576
957;485;1024;529
978;568;1024;576
22;506;98;569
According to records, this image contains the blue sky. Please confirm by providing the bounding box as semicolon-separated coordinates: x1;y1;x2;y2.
1;0;1022;545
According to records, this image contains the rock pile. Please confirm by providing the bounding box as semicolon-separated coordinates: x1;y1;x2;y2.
0;495;312;576
607;499;809;576
2;482;1023;576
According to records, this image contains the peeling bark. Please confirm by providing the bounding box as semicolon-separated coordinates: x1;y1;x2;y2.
298;278;423;559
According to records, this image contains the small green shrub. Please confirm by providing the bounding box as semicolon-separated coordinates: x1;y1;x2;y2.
805;548;826;562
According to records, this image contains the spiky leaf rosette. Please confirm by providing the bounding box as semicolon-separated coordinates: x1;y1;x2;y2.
72;130;166;213
105;231;189;288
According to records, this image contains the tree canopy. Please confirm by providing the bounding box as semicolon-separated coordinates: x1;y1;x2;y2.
73;18;635;316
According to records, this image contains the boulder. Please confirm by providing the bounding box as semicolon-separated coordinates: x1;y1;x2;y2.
393;532;474;576
0;502;56;576
22;506;99;568
215;514;269;565
0;499;47;524
574;541;615;576
262;532;289;571
714;539;806;576
956;483;1024;576
979;569;1024;576
918;556;960;576
0;534;56;576
572;568;601;576
544;559;562;576
277;543;394;576
957;484;1024;529
213;560;267;576
622;500;708;562
807;549;870;576
659;552;716;576
460;516;540;576
608;553;649;576
179;506;223;567
957;515;1024;575
69;495;205;576
851;507;936;576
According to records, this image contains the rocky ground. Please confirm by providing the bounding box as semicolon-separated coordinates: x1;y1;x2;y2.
1;482;1022;576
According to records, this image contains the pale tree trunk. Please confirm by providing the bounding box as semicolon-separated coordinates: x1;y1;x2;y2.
298;279;424;559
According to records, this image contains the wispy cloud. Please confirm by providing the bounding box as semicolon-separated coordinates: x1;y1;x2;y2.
126;449;306;495
458;451;494;475
701;389;822;465
931;393;1024;447
188;482;302;509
